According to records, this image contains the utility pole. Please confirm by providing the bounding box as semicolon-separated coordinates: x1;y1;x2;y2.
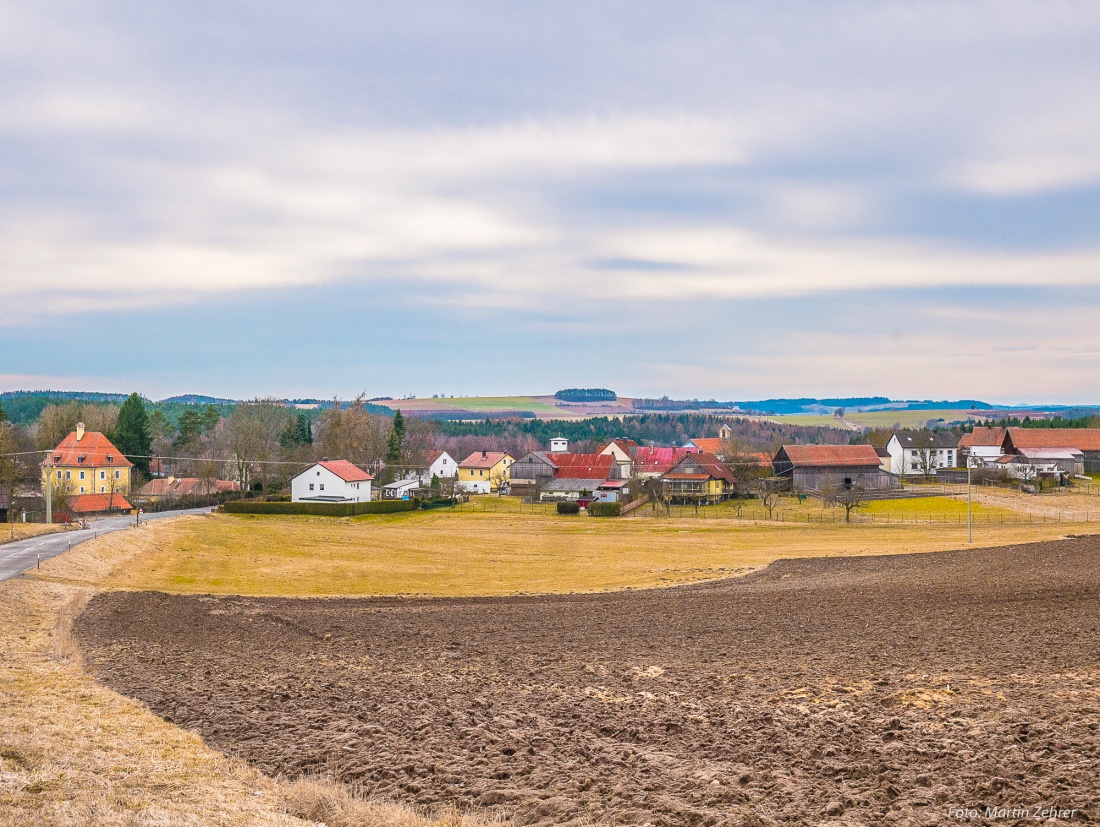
968;456;974;544
45;454;52;525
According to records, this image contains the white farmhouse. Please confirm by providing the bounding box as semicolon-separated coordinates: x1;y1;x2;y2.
886;430;958;475
957;427;1009;466
291;460;373;503
412;451;458;485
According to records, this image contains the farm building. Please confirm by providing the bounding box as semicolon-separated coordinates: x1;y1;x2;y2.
135;477;240;504
662;452;735;503
772;445;899;492
1002;428;1100;474
885;430;958;475
457;451;514;494
65;492;133;517
632;447;694;478
995;448;1083;479
511;451;619;497
290;460;373;503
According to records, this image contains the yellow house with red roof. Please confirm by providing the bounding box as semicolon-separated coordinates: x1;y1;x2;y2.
42;423;133;502
457;451;514;494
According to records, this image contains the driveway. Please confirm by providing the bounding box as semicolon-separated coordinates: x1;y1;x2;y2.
0;507;215;582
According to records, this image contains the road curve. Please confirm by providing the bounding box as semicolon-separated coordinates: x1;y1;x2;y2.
0;507;215;582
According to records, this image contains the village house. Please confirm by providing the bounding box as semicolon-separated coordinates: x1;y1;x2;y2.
772;444;899;492
597;439;638;477
457;451;514;494
380;477;420;500
661;452;735;504
290;460;373;503
885;430;958;475
42;423;133;514
401;450;458;486
957;427;1009;466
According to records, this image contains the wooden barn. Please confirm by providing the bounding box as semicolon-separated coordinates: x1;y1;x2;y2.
772;445;899;492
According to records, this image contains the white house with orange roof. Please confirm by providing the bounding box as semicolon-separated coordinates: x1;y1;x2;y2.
290;460;373;503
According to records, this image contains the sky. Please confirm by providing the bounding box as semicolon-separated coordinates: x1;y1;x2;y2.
2;1;1100;404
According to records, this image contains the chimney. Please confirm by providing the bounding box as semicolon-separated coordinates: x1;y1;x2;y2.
482;450;488;459
75;422;85;441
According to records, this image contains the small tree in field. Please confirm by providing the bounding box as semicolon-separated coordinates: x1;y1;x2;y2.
756;479;782;520
825;482;867;522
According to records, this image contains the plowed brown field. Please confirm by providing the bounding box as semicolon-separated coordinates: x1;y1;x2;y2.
75;539;1100;826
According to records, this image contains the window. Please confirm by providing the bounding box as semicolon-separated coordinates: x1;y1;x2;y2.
115;470;120;479
479;469;484;476
79;486;85;493
56;470;62;479
80;471;85;480
319;483;325;490
65;471;71;479
100;471;106;479
100;486;105;493
309;483;314;491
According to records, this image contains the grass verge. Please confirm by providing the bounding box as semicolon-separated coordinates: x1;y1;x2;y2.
0;522;500;827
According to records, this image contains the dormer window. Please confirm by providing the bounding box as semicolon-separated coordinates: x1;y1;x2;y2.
78;456;86;463
107;455;114;463
53;455;61;463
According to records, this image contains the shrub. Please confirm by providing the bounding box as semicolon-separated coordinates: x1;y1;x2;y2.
221;500;416;517
588;501;621;517
557;501;580;515
419;498;457;510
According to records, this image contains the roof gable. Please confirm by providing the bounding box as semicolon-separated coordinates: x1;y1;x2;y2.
44;431;133;468
309;460;373;482
459;451;512;469
1006;428;1100;452
776;444;881;467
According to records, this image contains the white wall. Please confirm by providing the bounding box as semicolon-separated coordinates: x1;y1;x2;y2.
291;464;372;502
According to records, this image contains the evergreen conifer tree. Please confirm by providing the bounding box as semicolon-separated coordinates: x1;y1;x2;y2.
114;393;152;475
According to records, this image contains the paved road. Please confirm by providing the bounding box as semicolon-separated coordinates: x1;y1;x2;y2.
0;507;215;582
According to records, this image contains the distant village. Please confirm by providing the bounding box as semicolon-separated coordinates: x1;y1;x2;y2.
4;389;1099;524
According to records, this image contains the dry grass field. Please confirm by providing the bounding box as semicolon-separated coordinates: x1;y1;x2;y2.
86;500;1098;598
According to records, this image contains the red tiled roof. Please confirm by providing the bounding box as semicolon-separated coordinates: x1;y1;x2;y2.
549;454;614;479
67;493;132;513
633;447;693;473
138;477;241;497
687;438;728;455
459;451;512;469
316;460;373;482
777;445;881;467
1006;428;1100;451
957;427;1008;449
44;431;133;468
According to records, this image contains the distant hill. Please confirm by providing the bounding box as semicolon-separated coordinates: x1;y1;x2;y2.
159;394;239;405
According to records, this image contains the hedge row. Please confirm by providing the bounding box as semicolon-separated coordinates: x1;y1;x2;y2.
419;498;457;510
588;502;621;517
222;500;416;517
557;501;581;515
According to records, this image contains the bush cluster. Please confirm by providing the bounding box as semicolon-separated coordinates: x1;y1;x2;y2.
588;502;621;517
556;501;581;515
222;500;416;517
